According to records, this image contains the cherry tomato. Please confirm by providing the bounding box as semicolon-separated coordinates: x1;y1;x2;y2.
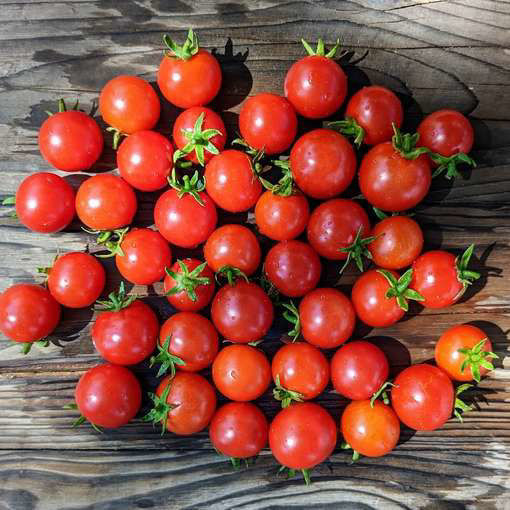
117;131;173;192
47;252;105;308
239;93;297;155
299;288;355;349
115;228;172;285
212;344;271;401
290;129;356;199
15;172;75;233
341;400;400;457
391;364;454;431
75;364;141;428
99;75;160;134
76;174;137;231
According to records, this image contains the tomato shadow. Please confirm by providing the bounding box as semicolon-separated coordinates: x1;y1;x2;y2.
365;336;412;378
152;80;182;137
48;305;94;349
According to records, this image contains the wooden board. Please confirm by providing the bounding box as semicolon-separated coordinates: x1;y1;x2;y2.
1;0;509;508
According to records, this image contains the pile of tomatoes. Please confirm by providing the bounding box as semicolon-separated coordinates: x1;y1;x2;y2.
0;30;498;484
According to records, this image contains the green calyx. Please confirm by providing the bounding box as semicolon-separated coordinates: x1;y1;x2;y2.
106;127;127;150
341;442;360;463
339;226;377;274
232;138;265;161
458;338;498;383
215;265;249;286
229;457;253;470
63;402;102;433
377;268;425;312
95;281;137;312
326;118;365;148
165;260;211;302
45;98;80;117
21;339;50;355
431;152;476;180
149;335;186;378
168;168;206;206
281;301;301;342
2;196;17;218
273;374;304;408
278;465;312;485
142;381;176;435
370;381;395;407
83;226;129;258
391;124;430;160
260;159;295;196
163;28;200;60
453;383;473;422
302;37;342;59
455;244;481;294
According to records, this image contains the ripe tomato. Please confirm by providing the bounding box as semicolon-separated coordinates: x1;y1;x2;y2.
158;30;222;109
239;93;297;155
205;150;262;212
210;402;268;461
15;172;75;233
391;364;454;431
117;131;173;192
341;400;400;457
284;39;347;119
163;258;214;312
368;215;424;270
212;344;271;401
47;252;105;308
76;174;137;231
115;228;172;285
75;364;141;429
299;288;355;349
211;281;273;343
290;129;356;199
264;240;321;297
331;340;389;400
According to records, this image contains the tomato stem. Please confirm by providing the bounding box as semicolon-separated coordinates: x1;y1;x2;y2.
105;126;127;150
370;381;395;407
458;338;498;383
168;168;206;206
341;442;360;462
301;37;343;59
95;281;137;312
280;301;301;342
431;151;476;180
261;159;296;196
163;29;200;60
83;226;129;258
142;381;176;435
391;124;430;160
273;374;305;408
64;402;103;433
325;118;365;148
454;384;474;422
338;226;377;274
455;244;481;294
215;266;249;286
165;260;211;302
377;268;425;311
149;335;186;378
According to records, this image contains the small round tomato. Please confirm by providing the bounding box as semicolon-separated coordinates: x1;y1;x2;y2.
368;216;424;270
211;281;273;343
76;174;137;231
47;252;105;308
115;228;172;285
0;283;60;343
391;364;454;431
15;172;75;233
117;131;173;192
290;129;356;199
99;75;160;134
331;340;389;400
239;93;297;155
210;402;268;460
341;400;400;457
158;312;218;372
264;240;321;297
212;344;271;401
75;364;141;428
299;288;355;349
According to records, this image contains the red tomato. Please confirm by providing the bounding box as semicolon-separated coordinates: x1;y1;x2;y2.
331;340;389;400
116;228;172;285
117;131;173;192
264;240;321;297
15;172;75;233
76;174;137;231
212;344;271;401
299;288;355;349
239;93;297;155
391;364;454;431
47;252;105;308
290;129;356;199
75;364;141;428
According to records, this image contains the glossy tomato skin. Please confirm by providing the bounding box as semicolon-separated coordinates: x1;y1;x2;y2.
39;111;103;172
158;49;222;109
99;75;160;134
15;173;75;233
255;191;309;241
359;142;432;212
92;300;159;365
284;56;347;119
154;189;217;248
264;240;321;297
290;129;356;199
299;288;356;349
211;281;273;343
210;402;268;459
159;312;218;372
269;402;337;470
345;86;403;146
212;344;271;401
239;93;297;155
331;340;389;400
117;131;173;191
75;364;141;428
341;400;400;457
307;199;371;260
115;228;172;285
0;284;60;343
368;216;423;270
391;364;454;431
48;252;105;308
205;150;262;212
76;174;137;231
